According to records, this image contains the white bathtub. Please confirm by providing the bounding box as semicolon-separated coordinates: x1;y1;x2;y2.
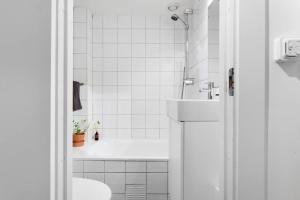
73;139;169;161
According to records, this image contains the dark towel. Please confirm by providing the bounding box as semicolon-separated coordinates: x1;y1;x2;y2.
73;81;82;111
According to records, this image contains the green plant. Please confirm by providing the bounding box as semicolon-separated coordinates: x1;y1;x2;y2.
73;120;90;135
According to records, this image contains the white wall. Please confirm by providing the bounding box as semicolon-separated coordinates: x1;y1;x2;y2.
237;1;300;200
73;10;185;140
268;0;300;199
0;1;52;199
187;0;220;99
187;0;209;99
236;0;267;200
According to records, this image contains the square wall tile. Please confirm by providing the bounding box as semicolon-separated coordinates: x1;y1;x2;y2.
117;115;132;128
146;58;160;72
146;115;160;129
103;101;117;114
103;16;118;28
132;72;146;85
102;72;117;85
102;86;117;100
92;16;102;29
118;129;132;139
93;29;102;43
126;173;146;184
103;58;117;71
160;30;174;43
93;44;103;57
103;129;118;139
118;86;132;100
103;44;117;57
84;161;105;172
126;162;146;172
147;162;168;172
147;173;168;194
132;115;146;129
74;54;87;68
74;23;87;38
118;29;132;43
132;58;146;71
103;115;118;129
93;101;102;114
118;101;132;114
132;16;145;28
118;72;131;85
118;16;132;28
146;44;160;58
74;8;87;23
118;58;132;71
132;29;146;43
105;161;125;172
146;30;160;43
146;101;159;114
132;44;146;58
118;44;132;57
146;87;159;100
146;129;160;139
132;101;146;114
105;173;125;193
92;71;102;85
132;86;146;99
74;38;87;54
146;16;160;29
146;72;159;86
132;129;146;139
73;160;83;173
103;29;117;43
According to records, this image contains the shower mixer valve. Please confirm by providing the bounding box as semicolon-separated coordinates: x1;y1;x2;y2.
199;81;219;100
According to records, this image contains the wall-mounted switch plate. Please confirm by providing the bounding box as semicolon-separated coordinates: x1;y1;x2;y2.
274;36;300;62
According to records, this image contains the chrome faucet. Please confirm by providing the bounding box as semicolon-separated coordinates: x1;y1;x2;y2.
199;81;219;100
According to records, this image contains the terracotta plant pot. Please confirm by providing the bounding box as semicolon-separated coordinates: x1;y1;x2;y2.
73;133;85;147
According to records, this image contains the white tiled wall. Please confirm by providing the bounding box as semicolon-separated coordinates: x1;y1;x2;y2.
73;7;93;122
73;160;168;200
88;15;184;140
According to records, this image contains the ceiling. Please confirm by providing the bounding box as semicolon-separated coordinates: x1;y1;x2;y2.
74;0;194;16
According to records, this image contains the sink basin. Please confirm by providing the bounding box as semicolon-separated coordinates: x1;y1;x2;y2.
166;99;219;122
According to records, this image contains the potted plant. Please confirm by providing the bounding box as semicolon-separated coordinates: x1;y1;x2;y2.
73;120;89;147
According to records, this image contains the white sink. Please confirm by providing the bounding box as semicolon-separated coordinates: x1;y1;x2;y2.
166;99;219;122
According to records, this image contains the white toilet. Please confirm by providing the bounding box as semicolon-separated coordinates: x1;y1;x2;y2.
73;178;112;200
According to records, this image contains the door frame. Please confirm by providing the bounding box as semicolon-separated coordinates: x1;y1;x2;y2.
51;0;73;199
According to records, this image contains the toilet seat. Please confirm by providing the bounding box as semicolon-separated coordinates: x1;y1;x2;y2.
73;178;112;200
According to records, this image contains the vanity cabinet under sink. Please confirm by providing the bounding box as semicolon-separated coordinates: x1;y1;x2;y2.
167;99;222;200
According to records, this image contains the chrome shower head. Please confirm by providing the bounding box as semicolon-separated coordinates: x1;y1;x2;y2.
171;14;189;29
171;14;179;21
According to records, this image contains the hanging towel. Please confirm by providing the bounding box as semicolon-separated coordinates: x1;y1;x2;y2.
73;81;82;111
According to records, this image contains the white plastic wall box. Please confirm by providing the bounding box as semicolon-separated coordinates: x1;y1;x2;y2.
274;36;300;62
